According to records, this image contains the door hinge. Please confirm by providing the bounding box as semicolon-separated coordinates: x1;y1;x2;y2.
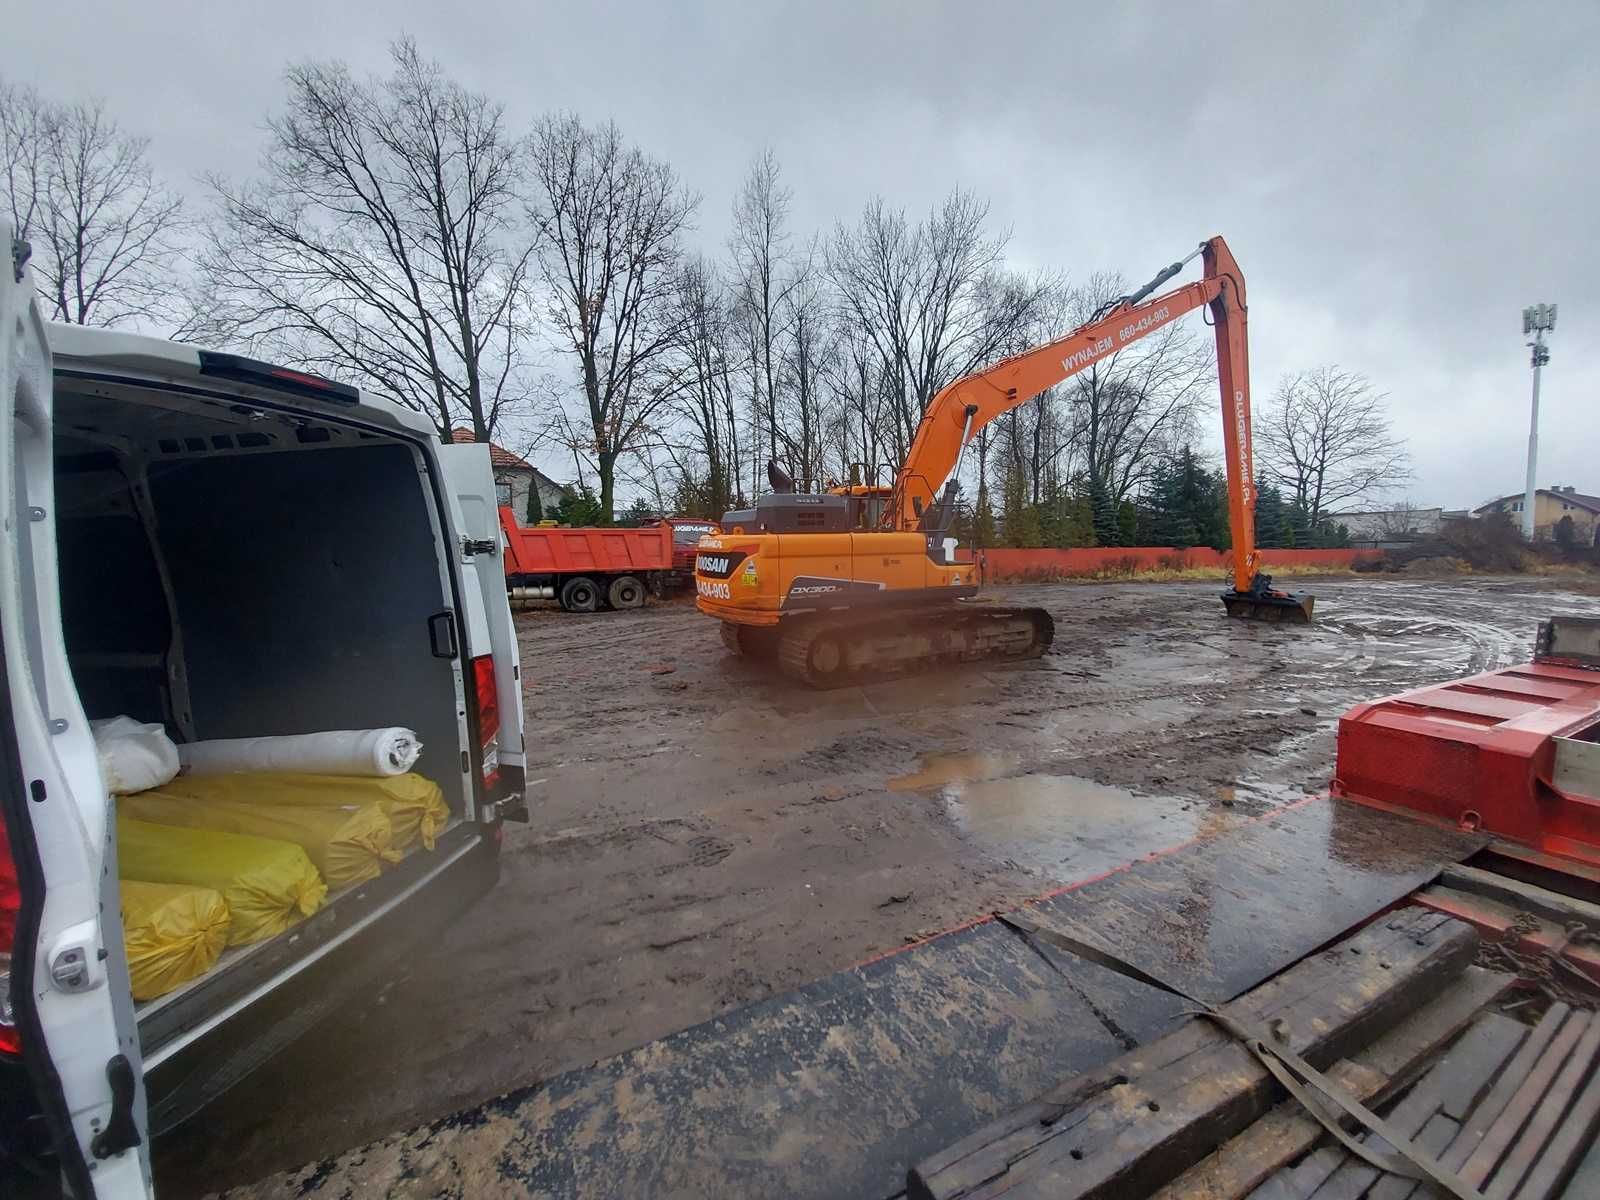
90;1055;142;1159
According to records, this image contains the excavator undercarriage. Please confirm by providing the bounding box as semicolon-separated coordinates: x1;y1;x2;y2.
724;604;1055;688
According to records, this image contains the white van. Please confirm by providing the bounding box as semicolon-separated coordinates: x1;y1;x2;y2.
0;227;528;1198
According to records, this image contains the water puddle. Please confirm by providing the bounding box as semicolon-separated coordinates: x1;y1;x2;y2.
892;753;1235;881
888;751;1020;791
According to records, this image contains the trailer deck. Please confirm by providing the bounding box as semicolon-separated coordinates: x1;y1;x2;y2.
230;797;1485;1199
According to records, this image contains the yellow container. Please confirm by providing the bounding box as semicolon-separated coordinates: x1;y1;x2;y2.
122;791;401;888
117;817;326;946
154;771;448;852
120;881;231;1001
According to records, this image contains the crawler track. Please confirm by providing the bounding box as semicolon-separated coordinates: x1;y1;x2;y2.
773;604;1055;688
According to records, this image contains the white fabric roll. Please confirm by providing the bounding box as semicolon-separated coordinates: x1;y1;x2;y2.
178;729;422;778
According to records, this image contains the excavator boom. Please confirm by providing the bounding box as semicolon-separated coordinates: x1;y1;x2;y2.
891;235;1311;622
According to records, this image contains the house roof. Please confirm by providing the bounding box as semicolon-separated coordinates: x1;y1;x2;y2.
450;427;534;471
1473;489;1600;516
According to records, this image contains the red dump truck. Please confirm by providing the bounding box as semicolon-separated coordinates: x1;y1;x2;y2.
498;507;679;611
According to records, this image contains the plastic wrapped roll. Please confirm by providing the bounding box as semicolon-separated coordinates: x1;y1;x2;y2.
92;716;180;794
121;791;401;888
178;729;421;778
120;881;231;1001
152;771;448;852
117;817;326;946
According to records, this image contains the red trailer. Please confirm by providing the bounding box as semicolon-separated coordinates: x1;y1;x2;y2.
498;506;674;612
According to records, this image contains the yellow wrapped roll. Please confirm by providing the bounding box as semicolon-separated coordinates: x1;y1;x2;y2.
121;791;401;888
117;817;325;946
120;881;231;1001
154;772;447;852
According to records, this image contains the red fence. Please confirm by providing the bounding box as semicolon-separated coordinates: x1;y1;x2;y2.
978;546;1380;581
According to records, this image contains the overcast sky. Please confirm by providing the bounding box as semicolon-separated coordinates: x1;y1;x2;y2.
5;1;1595;509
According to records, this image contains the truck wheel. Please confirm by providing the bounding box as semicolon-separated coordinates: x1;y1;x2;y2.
608;575;646;609
560;576;600;613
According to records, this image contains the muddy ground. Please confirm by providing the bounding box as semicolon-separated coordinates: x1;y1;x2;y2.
159;575;1599;1196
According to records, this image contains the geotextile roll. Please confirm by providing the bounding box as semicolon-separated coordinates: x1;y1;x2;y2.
121;791;401;888
150;771;448;852
117;817;326;946
120;880;231;1001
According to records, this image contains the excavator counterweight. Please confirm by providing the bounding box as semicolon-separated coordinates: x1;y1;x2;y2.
696;236;1312;685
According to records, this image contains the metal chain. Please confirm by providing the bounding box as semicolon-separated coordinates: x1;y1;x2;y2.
1480;912;1599;1012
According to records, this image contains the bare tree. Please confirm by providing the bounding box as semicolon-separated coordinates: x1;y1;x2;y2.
1257;365;1412;522
822;321;893;485
527;113;697;522
1060;271;1212;507
193;39;531;440
1;85;184;327
776;258;832;487
729;149;804;481
658;255;742;515
828;190;1048;463
1372;499;1424;540
1;82;45;240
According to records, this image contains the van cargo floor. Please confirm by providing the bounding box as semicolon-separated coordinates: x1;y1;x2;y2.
232;798;1483;1200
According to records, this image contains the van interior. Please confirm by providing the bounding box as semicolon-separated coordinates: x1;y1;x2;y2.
50;379;473;1059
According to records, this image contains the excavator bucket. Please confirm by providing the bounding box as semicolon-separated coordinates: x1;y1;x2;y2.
1221;587;1315;623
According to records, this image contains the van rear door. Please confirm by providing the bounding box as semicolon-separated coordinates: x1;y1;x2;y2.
2;230;153;1196
436;440;528;821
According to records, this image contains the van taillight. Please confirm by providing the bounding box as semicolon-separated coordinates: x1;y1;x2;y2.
471;655;501;791
0;816;21;1055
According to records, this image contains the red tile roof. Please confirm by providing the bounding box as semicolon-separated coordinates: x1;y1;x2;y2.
450;427;533;471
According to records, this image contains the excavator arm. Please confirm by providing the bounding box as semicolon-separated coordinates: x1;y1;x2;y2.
891;235;1310;621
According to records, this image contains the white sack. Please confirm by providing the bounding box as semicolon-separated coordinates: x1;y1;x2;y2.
178;729;422;779
91;716;181;794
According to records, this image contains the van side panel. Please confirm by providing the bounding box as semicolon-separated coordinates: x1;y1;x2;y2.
145;444;465;813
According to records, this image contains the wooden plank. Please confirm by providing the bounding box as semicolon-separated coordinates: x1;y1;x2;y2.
1150;969;1513;1200
1440;863;1600;933
1486;1013;1600;1199
1458;1012;1589;1188
1442;1003;1571;1172
1303;1013;1524;1199
908;908;1478;1200
1549;1081;1600;1200
1513;1050;1600;1200
1365;1110;1461;1200
1433;1012;1530;1122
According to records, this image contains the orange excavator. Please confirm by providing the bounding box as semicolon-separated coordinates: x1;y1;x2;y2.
694;236;1313;686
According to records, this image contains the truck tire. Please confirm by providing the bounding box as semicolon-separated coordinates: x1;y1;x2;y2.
608;575;646;610
560;576;600;613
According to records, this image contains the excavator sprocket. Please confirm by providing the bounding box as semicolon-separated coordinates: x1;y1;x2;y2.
775;605;1055;688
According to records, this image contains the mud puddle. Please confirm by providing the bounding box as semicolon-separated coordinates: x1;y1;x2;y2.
891;752;1232;880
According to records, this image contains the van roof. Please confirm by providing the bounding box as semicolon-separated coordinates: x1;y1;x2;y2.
46;322;437;439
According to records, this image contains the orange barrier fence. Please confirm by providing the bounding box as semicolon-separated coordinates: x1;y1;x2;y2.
977;546;1381;581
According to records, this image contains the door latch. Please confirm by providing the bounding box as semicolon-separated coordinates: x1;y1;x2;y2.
90;1055;142;1158
47;921;104;994
462;537;498;557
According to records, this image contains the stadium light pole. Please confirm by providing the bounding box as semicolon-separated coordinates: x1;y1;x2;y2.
1521;303;1556;541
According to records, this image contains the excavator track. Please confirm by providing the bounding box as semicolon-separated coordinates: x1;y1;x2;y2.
776;604;1054;688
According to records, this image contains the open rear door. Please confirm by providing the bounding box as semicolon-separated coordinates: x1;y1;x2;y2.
435;440;529;821
1;229;152;1196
